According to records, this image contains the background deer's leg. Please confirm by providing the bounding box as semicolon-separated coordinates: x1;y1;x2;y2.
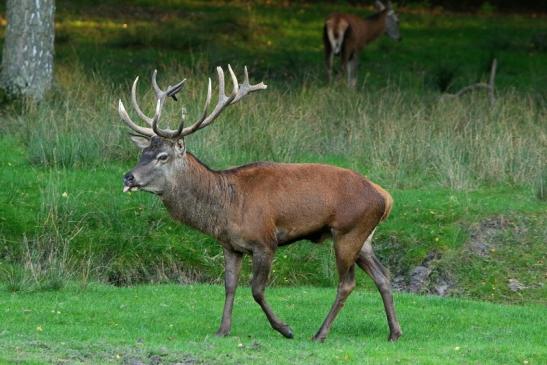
313;232;360;342
347;55;358;88
323;29;334;83
341;51;349;86
326;51;334;83
342;48;357;88
357;236;402;342
216;247;243;336
251;248;294;338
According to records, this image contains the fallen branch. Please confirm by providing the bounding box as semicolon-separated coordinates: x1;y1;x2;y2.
443;58;497;105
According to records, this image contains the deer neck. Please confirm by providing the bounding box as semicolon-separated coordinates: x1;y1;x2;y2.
160;152;235;238
362;10;387;45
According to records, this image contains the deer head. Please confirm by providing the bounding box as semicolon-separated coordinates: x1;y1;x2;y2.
118;66;267;195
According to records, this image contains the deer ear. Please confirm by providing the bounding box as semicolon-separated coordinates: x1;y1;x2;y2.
174;139;186;155
129;134;151;150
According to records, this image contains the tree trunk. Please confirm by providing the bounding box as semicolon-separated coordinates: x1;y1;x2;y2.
1;0;55;101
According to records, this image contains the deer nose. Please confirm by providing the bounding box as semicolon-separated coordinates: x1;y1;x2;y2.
124;172;136;187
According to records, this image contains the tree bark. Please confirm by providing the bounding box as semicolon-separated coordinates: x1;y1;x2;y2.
1;0;55;101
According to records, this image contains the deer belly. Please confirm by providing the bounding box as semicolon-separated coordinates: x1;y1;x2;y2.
275;224;332;246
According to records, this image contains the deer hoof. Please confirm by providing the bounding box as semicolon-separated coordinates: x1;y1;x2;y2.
311;334;326;343
215;329;230;337
279;325;294;339
388;330;402;342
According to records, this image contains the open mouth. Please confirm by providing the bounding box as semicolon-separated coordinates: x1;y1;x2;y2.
123;185;140;193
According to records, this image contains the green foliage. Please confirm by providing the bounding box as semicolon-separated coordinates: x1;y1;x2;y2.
1;136;545;303
0;1;545;304
1;284;546;364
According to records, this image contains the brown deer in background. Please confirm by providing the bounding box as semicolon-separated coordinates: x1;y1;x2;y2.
324;0;401;87
118;66;402;342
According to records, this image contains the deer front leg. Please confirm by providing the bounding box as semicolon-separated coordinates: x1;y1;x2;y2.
342;48;358;88
251;249;294;338
323;26;334;83
216;248;243;337
325;51;334;83
347;56;358;88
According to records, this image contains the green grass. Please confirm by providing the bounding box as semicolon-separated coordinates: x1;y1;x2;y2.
1;284;545;364
0;135;545;303
45;1;547;92
0;3;545;363
0;1;545;302
3;0;546;90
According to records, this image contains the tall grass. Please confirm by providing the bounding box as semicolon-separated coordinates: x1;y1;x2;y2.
1;173;75;291
1;64;544;293
2;64;544;190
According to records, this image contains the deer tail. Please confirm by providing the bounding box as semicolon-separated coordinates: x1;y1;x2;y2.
370;182;393;221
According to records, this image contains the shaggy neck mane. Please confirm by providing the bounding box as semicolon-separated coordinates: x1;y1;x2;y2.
160;152;237;238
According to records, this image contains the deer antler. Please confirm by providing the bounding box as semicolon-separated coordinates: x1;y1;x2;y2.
175;65;267;138
119;70;186;137
118;66;266;139
131;70;186;127
374;1;386;11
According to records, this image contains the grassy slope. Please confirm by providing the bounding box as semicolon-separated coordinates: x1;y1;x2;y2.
1;136;545;304
0;2;545;301
1;284;546;365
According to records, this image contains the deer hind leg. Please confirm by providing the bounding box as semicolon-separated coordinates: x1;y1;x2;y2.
323;29;334;83
346;55;358;88
312;231;364;342
356;230;403;341
251;248;293;338
216;248;243;337
326;51;335;83
342;49;358;88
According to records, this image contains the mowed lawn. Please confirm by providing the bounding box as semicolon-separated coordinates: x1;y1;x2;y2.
1;284;545;364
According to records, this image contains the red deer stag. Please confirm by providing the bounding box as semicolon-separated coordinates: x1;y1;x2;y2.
324;0;401;87
118;66;402;342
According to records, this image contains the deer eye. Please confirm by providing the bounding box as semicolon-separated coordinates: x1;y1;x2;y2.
157;153;169;161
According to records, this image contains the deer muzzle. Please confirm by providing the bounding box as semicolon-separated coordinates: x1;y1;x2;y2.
123;172;140;192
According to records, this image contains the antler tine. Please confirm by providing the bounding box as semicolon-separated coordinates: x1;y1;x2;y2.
227;64;240;97
216;66;234;105
179;67;235;137
177;65;266;138
178;78;213;137
200;68;235;127
131;76;154;126
231;65;267;104
127;70;187;131
119;70;189;139
151;69;162;97
152;97;190;139
118;99;154;137
151;69;186;105
143;70;187;138
167;79;186;100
